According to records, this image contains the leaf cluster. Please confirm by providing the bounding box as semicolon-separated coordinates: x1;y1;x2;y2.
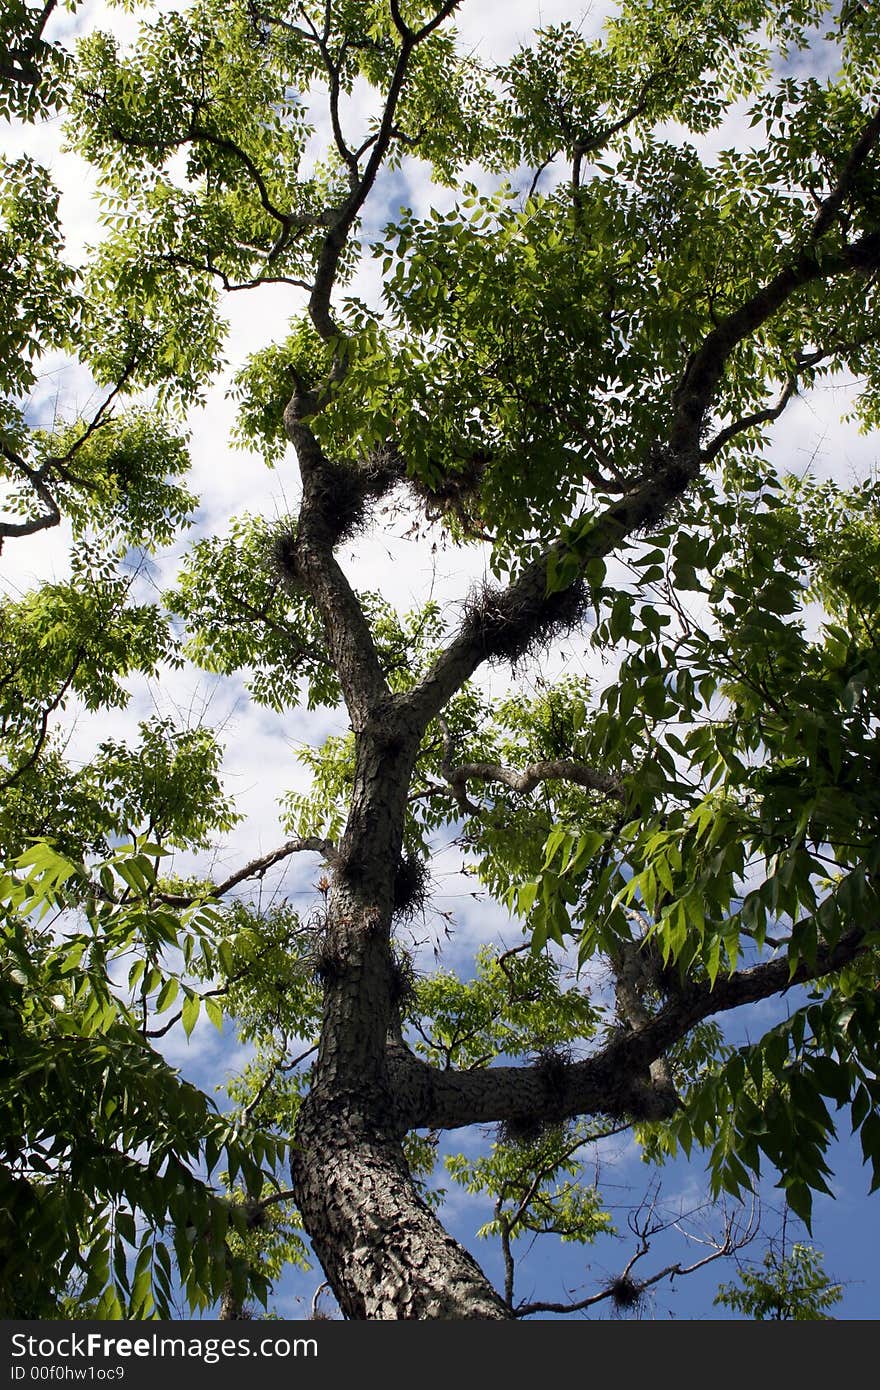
0;840;287;1317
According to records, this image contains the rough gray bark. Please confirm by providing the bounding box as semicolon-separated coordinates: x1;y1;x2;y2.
292;1090;512;1319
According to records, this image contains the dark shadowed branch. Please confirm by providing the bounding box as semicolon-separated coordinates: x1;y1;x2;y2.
389;923;872;1134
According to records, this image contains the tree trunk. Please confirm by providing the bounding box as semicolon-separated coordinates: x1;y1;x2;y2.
292;1084;512;1319
288;714;513;1318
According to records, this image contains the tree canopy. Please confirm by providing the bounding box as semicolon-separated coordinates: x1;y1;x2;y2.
1;0;879;1320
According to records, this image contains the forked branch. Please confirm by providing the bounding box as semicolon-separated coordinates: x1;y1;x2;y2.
515;1193;759;1317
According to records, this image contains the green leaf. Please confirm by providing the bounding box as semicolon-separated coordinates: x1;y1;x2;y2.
154;977;180;1014
204;996;223;1031
181;992;201;1039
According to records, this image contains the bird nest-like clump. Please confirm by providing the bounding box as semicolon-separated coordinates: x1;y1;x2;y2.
406;454;489;535
460;577;590;667
607;1274;645;1313
497;1113;560;1149
388;947;416;1008
392;851;431;922
271;450;404;577
535;1045;572;1102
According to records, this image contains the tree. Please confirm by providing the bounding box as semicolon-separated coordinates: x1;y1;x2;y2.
715;1241;844;1319
2;0;880;1320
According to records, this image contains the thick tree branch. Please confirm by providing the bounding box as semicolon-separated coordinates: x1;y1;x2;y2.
0;0;58;87
403;447;702;732
389;925;872;1133
449;757;624;802
610;939;679;1109
671;229;880;453
618;925;871;1071
305;2;462;351
394;107;880;739
283;420;391;721
433;713;480;814
0;504;60;547
386;1036;677;1134
426;715;623;811
413;1;463;43
811;105;880;240
389;0;412;41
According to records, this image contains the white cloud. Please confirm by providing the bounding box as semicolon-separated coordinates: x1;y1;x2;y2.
456;0;604;59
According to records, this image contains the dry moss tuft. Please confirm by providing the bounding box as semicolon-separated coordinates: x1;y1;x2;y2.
497;1113;555;1148
460;578;590;667
607;1274;644;1312
407;454;489;534
392;852;430;922
388;947;416;1007
319;451;404;548
271;450;404;565
315;458;373;546
243;1200;268;1230
313;938;344;989
534;1046;571;1103
271;527;299;588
